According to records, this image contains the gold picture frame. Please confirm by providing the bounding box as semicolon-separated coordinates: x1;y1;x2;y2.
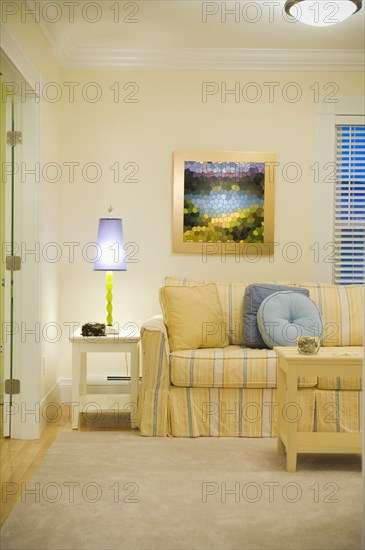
173;151;276;255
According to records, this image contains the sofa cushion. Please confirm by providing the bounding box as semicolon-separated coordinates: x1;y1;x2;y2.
162;278;364;348
162;277;296;346
298;283;364;346
243;284;310;349
257;291;323;349
170;345;318;389
159;284;229;352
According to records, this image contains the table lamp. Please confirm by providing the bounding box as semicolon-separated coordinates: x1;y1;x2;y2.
94;208;126;333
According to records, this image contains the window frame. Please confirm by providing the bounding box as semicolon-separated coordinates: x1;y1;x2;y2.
314;97;364;283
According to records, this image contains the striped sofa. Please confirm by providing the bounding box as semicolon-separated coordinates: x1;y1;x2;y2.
139;277;363;437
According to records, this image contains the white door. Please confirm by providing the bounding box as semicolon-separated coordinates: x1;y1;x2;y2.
1;50;40;439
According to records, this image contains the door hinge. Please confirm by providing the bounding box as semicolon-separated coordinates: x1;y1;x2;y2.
5;379;20;395
7;131;22;147
6;255;21;271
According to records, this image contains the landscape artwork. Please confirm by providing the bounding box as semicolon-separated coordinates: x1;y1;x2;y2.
184;161;264;244
173;151;276;254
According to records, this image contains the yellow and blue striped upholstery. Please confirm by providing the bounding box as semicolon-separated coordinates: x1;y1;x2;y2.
163;278;364;347
299;282;364;346
139;316;362;437
315;389;363;433
141;382;362;437
168;388;282;437
139;316;171;436
170;346;317;389
139;280;363;437
317;376;362;390
168;388;361;437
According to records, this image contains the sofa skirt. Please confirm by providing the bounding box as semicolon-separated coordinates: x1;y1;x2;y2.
139;386;362;437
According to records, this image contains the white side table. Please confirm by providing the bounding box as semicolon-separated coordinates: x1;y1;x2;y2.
275;346;362;472
70;329;141;430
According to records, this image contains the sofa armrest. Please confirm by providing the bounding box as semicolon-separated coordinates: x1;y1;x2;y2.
139;315;171;436
140;315;171;389
141;315;168;342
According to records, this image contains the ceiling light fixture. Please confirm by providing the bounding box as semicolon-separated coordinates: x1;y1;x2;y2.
285;0;362;26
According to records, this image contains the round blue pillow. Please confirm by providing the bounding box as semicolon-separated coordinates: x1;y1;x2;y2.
257;291;323;349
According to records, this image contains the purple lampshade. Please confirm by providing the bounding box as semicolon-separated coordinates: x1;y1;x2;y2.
94;218;126;271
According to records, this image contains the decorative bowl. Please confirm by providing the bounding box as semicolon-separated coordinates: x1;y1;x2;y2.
296;336;321;355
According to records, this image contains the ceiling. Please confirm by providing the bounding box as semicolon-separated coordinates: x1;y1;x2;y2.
32;0;365;70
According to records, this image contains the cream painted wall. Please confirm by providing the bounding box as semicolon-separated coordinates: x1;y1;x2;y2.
2;12;364;386
2;15;63;399
55;69;364;379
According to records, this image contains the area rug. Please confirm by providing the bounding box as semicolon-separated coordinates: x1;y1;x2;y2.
1;432;362;550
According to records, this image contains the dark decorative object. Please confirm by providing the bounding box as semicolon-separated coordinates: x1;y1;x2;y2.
81;323;106;337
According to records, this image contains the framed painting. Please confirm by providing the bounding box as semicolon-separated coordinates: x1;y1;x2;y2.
173;151;276;255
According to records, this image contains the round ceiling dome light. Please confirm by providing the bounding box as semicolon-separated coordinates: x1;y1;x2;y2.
285;0;362;26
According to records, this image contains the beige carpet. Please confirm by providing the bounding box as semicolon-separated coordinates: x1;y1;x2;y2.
0;432;362;550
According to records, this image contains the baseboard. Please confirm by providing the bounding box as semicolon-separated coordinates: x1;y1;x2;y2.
39;378;73;432
40;380;64;433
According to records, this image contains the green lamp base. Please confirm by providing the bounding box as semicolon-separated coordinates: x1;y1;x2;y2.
105;271;118;334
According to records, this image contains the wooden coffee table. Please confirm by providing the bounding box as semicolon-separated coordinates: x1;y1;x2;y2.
275;346;363;472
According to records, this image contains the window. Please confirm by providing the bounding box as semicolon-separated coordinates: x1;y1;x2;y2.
334;124;365;284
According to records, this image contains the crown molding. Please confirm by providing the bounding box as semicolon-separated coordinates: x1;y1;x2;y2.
35;17;364;71
60;46;365;72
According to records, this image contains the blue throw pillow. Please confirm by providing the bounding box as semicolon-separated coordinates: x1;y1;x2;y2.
257;291;323;349
243;284;309;349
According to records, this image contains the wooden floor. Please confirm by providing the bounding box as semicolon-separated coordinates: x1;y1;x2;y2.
0;405;133;527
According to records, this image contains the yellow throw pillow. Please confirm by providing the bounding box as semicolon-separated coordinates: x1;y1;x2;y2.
159;284;229;352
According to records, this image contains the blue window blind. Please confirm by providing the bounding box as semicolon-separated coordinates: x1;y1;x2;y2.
334;125;365;284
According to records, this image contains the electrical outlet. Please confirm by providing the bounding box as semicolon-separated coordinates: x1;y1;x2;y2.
42;356;46;375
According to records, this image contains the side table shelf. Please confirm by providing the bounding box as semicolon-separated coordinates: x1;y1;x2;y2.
70;330;141;429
